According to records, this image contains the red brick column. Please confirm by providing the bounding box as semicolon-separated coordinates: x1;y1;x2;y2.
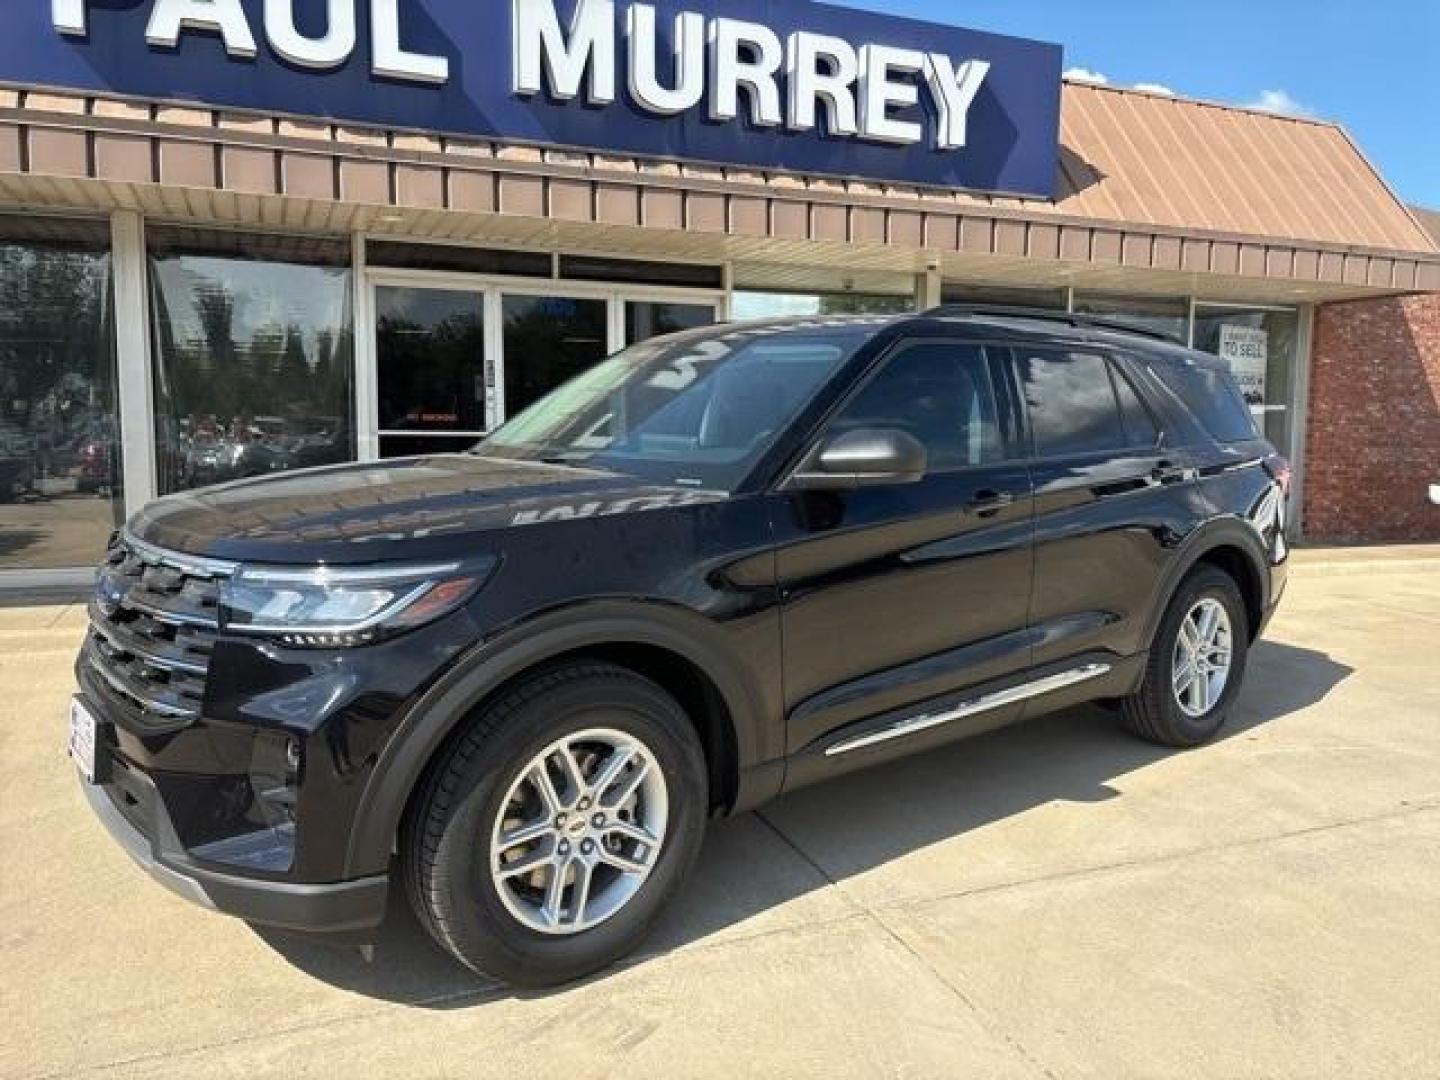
1305;294;1440;542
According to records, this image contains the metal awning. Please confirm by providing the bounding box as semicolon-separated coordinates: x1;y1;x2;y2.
2;80;1437;304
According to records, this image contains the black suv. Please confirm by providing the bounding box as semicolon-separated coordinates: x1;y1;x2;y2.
71;308;1288;986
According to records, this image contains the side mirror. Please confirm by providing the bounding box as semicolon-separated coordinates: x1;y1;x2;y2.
787;427;928;490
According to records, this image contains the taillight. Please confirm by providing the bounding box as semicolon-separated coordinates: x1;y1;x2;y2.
1265;455;1292;498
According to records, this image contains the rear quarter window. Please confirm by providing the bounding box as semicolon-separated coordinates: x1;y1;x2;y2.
1149;357;1259;444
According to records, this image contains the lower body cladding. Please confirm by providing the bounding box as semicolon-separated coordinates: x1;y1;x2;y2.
72;685;394;933
78;760;388;932
783;652;1149;789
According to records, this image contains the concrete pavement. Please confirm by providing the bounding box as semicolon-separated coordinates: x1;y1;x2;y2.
2;555;1438;1078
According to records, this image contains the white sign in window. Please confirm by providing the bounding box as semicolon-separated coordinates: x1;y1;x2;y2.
1218;324;1269;413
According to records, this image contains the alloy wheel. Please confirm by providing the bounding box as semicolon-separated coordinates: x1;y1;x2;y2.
1171;598;1233;718
489;728;668;935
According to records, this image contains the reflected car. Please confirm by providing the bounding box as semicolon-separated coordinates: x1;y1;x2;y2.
72;309;1289;987
74;426;118;494
0;422;36;501
184;437;289;487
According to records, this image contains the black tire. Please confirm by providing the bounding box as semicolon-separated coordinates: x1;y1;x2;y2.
1121;565;1250;748
402;661;708;987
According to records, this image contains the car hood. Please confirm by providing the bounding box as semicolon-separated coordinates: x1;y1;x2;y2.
130;454;727;564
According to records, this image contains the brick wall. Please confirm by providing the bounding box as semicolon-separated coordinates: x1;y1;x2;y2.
1305;293;1440;542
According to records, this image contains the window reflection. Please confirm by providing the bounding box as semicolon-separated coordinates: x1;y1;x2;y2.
942;284;1068;311
731;291;913;320
830;343;1003;471
148;229;354;494
502;295;609;419
624;301;716;344
1073;292;1189;341
1111;365;1161;447
0;217;122;570
376;286;487;459
1016;349;1131;457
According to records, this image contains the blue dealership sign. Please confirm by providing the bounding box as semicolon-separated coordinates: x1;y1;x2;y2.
3;1;1063;197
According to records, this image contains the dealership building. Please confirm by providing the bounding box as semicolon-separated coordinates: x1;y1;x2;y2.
2;0;1438;591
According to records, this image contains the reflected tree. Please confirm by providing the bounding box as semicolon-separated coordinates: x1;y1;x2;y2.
149;253;355;493
0;241;115;488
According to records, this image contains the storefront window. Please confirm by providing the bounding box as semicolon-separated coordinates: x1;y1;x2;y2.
941;284;1068;310
625;301;716;344
1073;292;1189;341
1192;306;1300;458
732;291;913;319
148;229;354;495
0;217;122;571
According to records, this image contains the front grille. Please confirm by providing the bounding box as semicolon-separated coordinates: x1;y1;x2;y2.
85;532;237;731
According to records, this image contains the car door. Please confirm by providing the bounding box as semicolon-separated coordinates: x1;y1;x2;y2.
771;339;1035;773
1013;344;1202;677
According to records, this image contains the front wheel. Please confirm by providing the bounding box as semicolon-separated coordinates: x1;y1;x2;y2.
1121;565;1250;748
402;661;708;986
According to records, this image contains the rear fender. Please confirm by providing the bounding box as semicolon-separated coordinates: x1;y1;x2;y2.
1140;516;1274;652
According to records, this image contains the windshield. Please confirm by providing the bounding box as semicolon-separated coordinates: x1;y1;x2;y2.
476;321;881;489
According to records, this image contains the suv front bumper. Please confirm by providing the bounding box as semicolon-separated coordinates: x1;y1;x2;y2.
79;761;388;934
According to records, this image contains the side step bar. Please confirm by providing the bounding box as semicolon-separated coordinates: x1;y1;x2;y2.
824;663;1113;757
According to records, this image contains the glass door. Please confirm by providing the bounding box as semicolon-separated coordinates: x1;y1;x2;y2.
374;284;493;458
499;292;611;418
365;263;723;461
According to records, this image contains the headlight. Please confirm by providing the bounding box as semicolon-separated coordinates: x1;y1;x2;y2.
219;558;496;647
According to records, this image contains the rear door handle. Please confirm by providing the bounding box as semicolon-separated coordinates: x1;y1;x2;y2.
1150;461;1190;485
967;489;1016;517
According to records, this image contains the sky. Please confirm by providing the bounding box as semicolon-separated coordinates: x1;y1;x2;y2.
831;0;1440;209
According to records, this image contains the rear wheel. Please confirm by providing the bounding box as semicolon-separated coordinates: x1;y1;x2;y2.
1121;565;1249;747
402;661;708;986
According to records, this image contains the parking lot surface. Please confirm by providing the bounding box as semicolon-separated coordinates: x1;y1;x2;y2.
3;551;1439;1079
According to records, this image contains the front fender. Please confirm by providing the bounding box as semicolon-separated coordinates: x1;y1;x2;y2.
342;599;775;879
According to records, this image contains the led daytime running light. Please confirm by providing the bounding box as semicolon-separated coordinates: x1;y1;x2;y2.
219;558;492;644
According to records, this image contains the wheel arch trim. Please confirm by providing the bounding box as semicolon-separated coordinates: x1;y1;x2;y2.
1142;517;1274;652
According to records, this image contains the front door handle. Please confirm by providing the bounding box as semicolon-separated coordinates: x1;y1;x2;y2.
967;489;1016;517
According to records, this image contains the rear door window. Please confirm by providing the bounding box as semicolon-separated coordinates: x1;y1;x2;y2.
1014;349;1129;457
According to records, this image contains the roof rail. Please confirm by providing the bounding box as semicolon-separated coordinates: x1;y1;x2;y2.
922;304;1184;343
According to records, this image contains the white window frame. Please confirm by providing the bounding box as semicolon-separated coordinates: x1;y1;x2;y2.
113;210;158;517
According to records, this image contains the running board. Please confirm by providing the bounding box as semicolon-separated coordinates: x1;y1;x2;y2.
823;663;1113;757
